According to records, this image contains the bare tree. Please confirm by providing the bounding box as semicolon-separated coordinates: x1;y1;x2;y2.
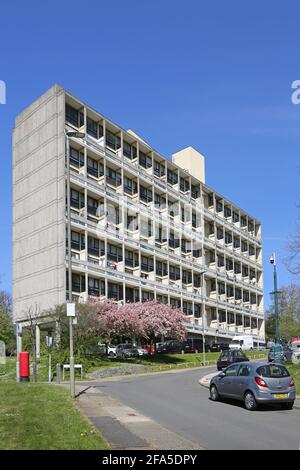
25;304;41;383
286;203;300;276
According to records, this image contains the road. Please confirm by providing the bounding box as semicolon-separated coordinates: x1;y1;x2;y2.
86;367;300;450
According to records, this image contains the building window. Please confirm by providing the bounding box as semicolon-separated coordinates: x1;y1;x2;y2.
106;130;121;150
242;265;249;277
87;157;101;177
108;283;123;301
70;147;84;168
241;215;247;227
87;117;98;139
227;285;234;297
182;270;192;285
217;227;224;240
218;283;225;295
216;200;223;213
141;256;154;272
224;206;232;218
88;237;100;256
169;265;180;280
107;244;122;262
180;178;190;192
69;231;85;250
249;245;255;256
241;241;248;253
233;211;240;223
66;104;84;128
154;161;165;177
68;273;85;293
233;237;240;248
141;291;154;302
225;232;232;245
167;169;178;185
87;196;98;216
170;297;181;308
140;186;152;203
123;141;133;159
234;262;241;274
139;151;152;169
191;185;200;199
70;189;84;209
156;261;168;277
226;258;233;271
124;177;137;195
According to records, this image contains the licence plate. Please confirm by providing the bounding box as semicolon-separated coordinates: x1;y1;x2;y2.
274;393;288;399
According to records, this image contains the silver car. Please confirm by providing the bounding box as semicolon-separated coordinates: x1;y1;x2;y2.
209;361;296;411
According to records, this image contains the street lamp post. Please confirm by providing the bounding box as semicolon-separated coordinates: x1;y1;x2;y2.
65;130;85;398
270;253;282;363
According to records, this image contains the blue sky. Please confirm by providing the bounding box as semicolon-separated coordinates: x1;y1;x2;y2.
0;1;299;307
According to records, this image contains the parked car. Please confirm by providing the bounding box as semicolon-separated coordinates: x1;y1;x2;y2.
184;338;211;353
136;346;148;356
229;335;253;351
210;343;230;353
268;345;293;363
210;361;296;411
217;349;249;370
290;341;300;363
106;344;117;357
115;344;139;359
157;340;184;354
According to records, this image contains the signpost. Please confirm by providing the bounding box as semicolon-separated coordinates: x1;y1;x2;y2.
46;335;53;383
270;253;282;364
0;341;6;376
67;303;76;398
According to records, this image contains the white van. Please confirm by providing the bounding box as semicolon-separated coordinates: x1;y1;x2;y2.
229;335;253;351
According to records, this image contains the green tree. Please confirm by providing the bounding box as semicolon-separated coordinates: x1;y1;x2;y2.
0;291;15;355
266;284;300;342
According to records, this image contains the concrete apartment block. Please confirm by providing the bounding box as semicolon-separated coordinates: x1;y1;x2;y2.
12;85;265;346
13;85;66;321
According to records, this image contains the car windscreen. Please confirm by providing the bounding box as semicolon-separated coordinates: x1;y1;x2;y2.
257;365;290;378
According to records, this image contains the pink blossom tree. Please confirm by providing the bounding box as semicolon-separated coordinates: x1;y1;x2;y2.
89;299;187;348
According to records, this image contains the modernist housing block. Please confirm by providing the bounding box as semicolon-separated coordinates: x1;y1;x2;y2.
12;85;265;346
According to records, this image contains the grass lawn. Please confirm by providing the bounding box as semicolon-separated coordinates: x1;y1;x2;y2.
98;349;268;374
0;382;109;450
286;364;300;391
1;350;268;381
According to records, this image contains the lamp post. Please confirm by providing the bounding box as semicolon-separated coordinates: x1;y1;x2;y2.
65;130;85;398
270;253;282;363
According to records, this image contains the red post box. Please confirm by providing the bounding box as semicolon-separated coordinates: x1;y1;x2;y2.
19;352;30;382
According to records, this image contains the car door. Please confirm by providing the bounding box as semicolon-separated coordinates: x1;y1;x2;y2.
218;363;241;397
235;364;252;399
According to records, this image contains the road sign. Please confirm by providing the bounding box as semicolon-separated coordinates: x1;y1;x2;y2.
67;303;76;317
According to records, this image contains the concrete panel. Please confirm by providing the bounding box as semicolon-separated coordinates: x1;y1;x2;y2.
12;85;66;322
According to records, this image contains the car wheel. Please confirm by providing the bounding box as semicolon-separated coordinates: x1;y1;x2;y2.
210;385;220;401
244;391;257;411
108;351;115;357
281;402;294;410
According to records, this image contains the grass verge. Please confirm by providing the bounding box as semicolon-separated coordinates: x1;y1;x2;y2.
0;382;109;450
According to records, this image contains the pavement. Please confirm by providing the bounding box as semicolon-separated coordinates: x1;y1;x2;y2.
72;366;300;450
74;381;203;450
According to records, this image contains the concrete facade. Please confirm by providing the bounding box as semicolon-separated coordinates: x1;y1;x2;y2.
13;85;66;321
12;85;265;345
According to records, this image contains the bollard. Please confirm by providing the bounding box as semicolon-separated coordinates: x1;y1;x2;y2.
19;352;30;382
56;364;61;384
